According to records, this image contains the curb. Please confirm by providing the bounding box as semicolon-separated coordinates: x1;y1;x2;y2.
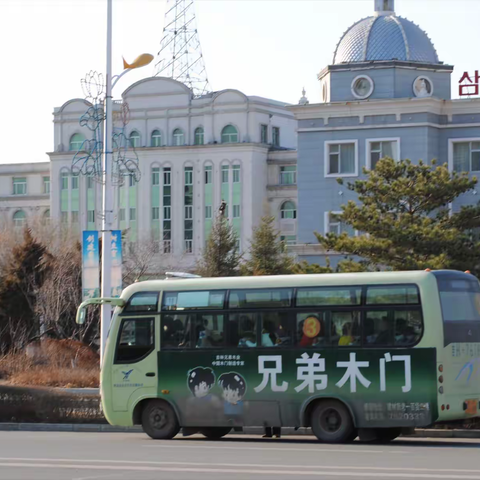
0;423;479;438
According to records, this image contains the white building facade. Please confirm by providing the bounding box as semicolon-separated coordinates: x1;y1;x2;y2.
46;77;298;269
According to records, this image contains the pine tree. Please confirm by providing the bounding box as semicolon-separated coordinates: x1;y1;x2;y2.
196;213;241;277
0;228;52;351
316;158;480;273
242;215;294;276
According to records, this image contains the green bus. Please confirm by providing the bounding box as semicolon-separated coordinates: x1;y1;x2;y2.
77;270;480;443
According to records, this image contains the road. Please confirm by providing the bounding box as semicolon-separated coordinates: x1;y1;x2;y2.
0;432;480;480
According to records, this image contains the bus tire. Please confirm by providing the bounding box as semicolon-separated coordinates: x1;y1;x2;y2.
310;400;354;444
199;427;232;439
374;427;402;443
141;400;180;440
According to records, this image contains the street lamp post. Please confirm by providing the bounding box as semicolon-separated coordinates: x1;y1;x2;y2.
100;0;152;365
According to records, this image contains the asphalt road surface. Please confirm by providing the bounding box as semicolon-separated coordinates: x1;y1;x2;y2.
0;432;480;480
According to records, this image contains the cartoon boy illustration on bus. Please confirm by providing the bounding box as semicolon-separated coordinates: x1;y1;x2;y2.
218;372;247;421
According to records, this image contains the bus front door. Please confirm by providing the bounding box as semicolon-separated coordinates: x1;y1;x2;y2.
111;316;158;412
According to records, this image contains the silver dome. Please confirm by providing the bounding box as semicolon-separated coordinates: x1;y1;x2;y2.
333;14;439;65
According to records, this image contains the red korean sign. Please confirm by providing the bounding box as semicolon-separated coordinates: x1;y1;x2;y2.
459;71;480;96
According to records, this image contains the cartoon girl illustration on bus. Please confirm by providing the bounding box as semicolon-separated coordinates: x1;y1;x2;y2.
186;367;220;418
218;372;247;421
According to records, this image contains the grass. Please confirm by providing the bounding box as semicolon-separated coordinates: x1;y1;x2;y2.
0;339;100;388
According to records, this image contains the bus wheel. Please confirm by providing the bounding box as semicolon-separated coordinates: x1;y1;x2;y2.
374;428;402;443
199;427;232;439
142;400;180;440
310;400;354;444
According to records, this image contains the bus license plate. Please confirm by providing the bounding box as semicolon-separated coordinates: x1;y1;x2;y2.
465;400;478;415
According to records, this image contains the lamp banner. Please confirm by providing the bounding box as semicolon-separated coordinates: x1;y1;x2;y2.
111;230;122;297
82;231;100;300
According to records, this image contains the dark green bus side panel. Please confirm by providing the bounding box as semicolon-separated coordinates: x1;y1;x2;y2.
158;348;438;429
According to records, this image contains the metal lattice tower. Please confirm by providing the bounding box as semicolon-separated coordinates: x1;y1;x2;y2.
155;0;211;97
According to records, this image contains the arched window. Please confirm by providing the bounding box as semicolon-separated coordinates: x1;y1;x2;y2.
13;210;26;228
194;127;204;145
69;133;85;151
129;131;140;148
173;128;185;146
43;209;50;225
221;125;238;144
151;130;162;147
280;201;297;219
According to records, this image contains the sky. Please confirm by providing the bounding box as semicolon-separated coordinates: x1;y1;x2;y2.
0;0;478;164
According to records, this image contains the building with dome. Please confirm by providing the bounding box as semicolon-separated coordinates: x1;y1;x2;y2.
289;0;480;265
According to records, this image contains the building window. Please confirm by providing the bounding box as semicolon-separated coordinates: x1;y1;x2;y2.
222;165;229;183
184;166;193;253
152;168;160;186
119;208;126;222
87;210;95;223
87;176;94;189
164;206;171;220
205;205;212;219
71;211;79;224
280;201;297;219
326;212;355;236
164;168;171;186
129;131;140;148
205;165;212;184
221;125;238;144
61;172;68;190
281;235;297;245
280;166;296;185
152;207;160;220
233;165;240;183
368;139;399;170
71;175;79;190
173;128;185;146
43;209;50;224
185;167;193;185
13;177;27;195
13;210;26;228
128;174;136;187
130;208;136;221
185;205;193;220
453;141;480;172
69;133;85;151
260;124;268;144
233;205;240;218
326;141;357;176
194;127;204;145
61;212;68;224
43;176;50;194
151;130;161;147
272;127;280;147
235;239;241;253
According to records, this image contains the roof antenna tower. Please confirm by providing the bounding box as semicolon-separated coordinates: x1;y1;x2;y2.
155;0;211;97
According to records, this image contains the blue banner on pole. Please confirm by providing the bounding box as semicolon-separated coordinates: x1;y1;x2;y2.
82;231;100;300
111;230;123;298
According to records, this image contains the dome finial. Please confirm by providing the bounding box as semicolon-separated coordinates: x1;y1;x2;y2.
374;0;395;15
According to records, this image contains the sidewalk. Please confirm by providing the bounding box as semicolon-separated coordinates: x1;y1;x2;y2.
0;423;479;438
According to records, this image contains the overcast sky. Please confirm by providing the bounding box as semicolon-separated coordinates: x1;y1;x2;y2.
0;0;478;164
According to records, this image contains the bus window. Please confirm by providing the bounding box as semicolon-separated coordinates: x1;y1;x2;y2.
162;290;225;311
364;311;393;345
115;318;154;364
366;285;419;305
394;311;422;346
124;292;159;312
332;311;361;347
297;287;361;307
260;312;293;347
229;288;293;309
194;315;225;348
228;313;257;347
161;314;195;349
296;313;329;347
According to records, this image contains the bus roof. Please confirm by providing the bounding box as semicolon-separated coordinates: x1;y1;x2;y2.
119;270;459;300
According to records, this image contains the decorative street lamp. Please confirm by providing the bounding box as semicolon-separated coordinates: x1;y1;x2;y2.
100;0;153;364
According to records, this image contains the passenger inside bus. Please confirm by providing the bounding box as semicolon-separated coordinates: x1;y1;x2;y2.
375;318;394;345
